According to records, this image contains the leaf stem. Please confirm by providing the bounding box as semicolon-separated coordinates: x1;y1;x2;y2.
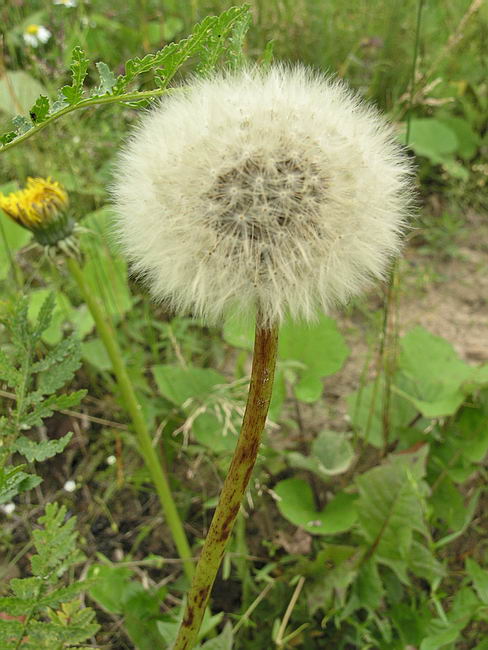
173;317;279;650
0;88;173;154
66;256;194;580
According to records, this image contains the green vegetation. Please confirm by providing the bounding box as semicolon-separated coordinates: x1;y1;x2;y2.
1;1;487;648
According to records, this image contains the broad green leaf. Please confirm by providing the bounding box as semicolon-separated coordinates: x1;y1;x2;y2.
88;565;134;614
397;327;475;417
82;338;112;371
0;71;47;115
146;18;184;45
279;315;349;402
439;116;479;160
288;430;355;480
152;365;226;407
152;365;237;451
274;478;357;535
347;375;417;448
355;448;429;582
407;118;458;162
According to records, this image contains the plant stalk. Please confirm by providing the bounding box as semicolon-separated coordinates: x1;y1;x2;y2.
173;317;279;650
66;256;194;580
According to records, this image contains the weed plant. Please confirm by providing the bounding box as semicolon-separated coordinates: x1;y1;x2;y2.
0;2;487;649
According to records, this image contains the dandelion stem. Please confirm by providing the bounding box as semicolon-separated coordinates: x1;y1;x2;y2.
173;317;279;650
66;256;194;581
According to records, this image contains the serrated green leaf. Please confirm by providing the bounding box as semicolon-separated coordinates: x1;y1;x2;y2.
0;467;42;504
115;6;250;94
32;293;56;341
31;503;83;579
31;333;79;374
29;95;50;123
0;131;16;145
13;432;73;463
10;577;43;599
21;389;86;429
61;46;89;105
36;345;81;396
0;349;21;388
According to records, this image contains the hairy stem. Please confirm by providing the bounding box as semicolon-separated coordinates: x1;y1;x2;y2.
173;318;279;650
66;256;194;580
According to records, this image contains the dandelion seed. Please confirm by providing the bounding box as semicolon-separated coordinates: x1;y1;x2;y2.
63;479;77;492
53;0;77;6
23;24;51;47
113;65;413;326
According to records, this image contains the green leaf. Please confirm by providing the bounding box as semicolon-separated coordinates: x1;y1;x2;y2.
198;622;234;650
10;577;43;599
274;478;357;535
0;466;42;504
95;61;116;95
81;338;112;371
397;326;475;417
355;448;429;582
29;95;50;123
81;255;132;318
347;375;417;448
61;46;89;104
88;565;135;614
146;18;184;45
288;430;355;480
13;432;73;463
153;365;226;407
0;71;47;116
31;503;83;579
466;559;488;604
407;118;458;162
279;315;349;403
36;341;82;396
21;390;86;429
438;116;479;161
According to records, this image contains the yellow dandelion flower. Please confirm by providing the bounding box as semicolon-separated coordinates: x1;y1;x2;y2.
0;177;74;247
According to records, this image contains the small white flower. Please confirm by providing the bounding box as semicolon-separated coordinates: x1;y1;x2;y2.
23;24;52;47
53;0;77;6
1;502;16;515
63;479;77;492
113;65;413;326
106;455;116;466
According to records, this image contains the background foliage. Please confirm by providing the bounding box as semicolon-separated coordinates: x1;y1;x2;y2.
0;1;487;648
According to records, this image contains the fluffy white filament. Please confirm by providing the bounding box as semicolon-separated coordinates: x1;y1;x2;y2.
112;65;413;326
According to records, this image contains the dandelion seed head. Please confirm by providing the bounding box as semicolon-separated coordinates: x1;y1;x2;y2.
113;65;414;326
